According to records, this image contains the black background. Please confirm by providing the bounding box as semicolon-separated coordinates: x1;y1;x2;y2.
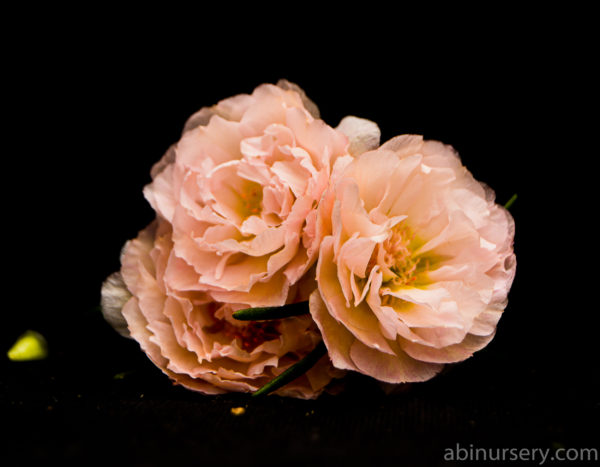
2;13;596;466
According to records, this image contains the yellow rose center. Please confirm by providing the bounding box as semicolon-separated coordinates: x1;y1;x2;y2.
381;224;423;286
239;181;263;218
365;223;441;302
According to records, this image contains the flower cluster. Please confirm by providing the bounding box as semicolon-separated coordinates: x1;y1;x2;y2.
101;81;516;398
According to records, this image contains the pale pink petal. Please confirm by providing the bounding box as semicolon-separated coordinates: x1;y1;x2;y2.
176;125;231;169
336;116;381;156
209;271;290;307
150;145;176;179
183;106;217;133
469;308;503;336
349;340;443;383
309;291;359;372
379;134;424;156
399;333;495;364
122;297;225;395
240;84;300;134
271;159;310;197
214;93;255;122
338;236;377;279
276;79;320;119
337;179;392;242
317;237;396;355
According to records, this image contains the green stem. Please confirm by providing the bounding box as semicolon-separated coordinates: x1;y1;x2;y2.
504;193;518;210
252;341;327;397
233;301;309;321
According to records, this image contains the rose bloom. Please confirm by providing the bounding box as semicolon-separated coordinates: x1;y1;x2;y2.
144;81;351;307
310;135;516;383
106;218;340;398
100;81;374;397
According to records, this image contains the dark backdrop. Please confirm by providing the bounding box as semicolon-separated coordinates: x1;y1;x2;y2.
2;16;596;466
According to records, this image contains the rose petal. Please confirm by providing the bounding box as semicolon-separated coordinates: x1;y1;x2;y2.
349;339;443;383
336;116;381;156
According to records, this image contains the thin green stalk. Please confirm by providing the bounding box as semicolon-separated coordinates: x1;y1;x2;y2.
233;301;309;321
504;193;518;210
252;341;327;397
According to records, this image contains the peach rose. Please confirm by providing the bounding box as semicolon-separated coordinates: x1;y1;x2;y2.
310;135;516;383
100;82;385;397
143;81;352;307
114;219;339;398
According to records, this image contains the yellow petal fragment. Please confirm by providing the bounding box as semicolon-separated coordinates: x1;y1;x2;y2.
230;407;246;416
7;330;48;361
